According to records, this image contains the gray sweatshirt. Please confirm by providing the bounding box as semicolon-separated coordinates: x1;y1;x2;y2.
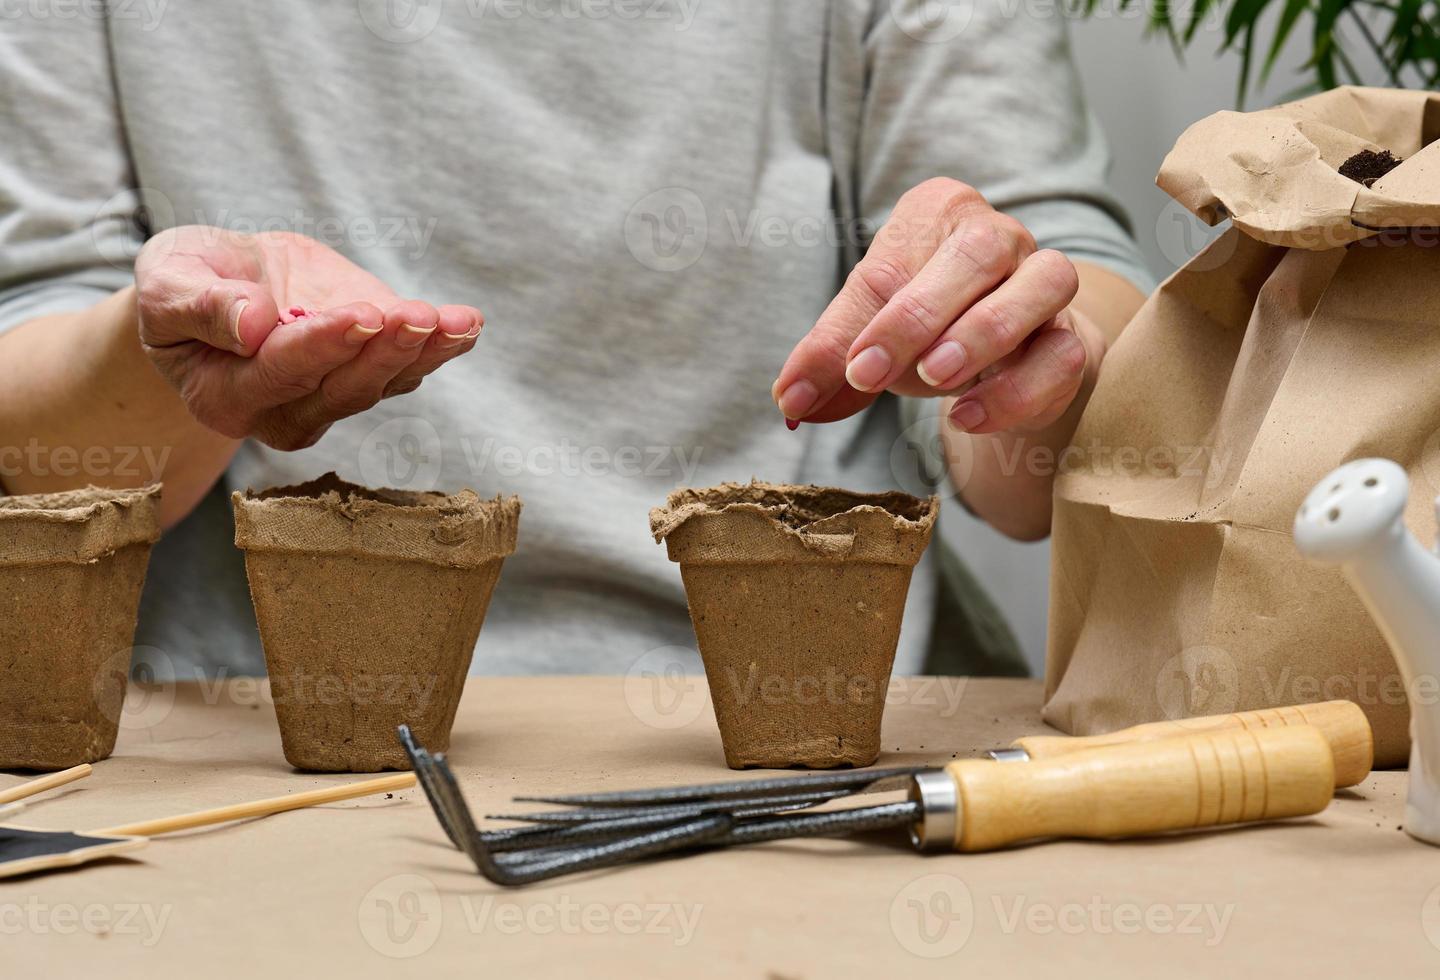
0;0;1149;680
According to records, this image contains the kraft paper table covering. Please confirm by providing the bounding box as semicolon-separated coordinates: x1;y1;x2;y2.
1;678;1435;978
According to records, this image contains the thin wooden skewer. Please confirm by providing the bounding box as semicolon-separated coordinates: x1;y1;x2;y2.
93;772;416;838
0;764;93;806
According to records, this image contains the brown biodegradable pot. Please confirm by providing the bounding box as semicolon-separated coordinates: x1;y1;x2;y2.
232;474;520;772
650;482;938;769
0;485;162;770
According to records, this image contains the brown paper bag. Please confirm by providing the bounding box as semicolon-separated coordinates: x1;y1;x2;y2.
233;474;520;772
1046;87;1440;766
651;482;937;768
0;485;161;770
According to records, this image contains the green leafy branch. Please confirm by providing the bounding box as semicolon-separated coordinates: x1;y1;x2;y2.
1073;0;1440;103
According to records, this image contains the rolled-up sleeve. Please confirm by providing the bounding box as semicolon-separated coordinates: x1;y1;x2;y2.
0;11;141;334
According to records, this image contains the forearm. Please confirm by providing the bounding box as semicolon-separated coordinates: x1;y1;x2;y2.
948;261;1146;540
0;286;238;526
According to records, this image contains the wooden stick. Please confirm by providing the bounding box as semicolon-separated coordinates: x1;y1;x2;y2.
0;764;93;806
93;772;416;838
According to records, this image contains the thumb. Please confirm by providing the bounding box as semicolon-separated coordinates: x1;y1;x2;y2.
136;252;279;356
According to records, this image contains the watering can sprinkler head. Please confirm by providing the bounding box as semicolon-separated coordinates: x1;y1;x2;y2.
1294;458;1411;564
1296;458;1440;847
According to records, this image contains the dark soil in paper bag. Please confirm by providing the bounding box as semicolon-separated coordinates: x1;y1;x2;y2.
0;485;161;770
233;474;520;772
651;482;937;769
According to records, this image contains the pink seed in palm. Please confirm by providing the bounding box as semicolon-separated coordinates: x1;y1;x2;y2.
276;305;318;325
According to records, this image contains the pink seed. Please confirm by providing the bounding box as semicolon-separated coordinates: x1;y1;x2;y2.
276;305;318;326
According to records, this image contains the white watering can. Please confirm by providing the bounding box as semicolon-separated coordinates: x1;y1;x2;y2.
1294;458;1440;846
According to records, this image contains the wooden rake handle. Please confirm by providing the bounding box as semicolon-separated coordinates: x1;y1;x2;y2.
0;764;93;805
943;725;1335;852
93;773;416;838
1007;700;1373;787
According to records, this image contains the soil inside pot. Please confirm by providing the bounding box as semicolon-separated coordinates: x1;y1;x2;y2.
1339;149;1403;188
249;472;453;509
661;482;933;531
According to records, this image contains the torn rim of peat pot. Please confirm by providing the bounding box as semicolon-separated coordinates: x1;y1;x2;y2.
649;482;938;565
0;485;161;566
0;485;162;771
231;472;520;567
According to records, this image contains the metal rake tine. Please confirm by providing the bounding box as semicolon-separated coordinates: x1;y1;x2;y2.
480;800;924;885
474;814;734;886
485;807;704;824
481;791;865;855
485;789;846;825
430;755;488;868
719;800;920;847
429;752;511;875
397;724;464;850
515;766;927;807
480;811;723;853
398;727;494;874
455;758;733;886
698;789;858;815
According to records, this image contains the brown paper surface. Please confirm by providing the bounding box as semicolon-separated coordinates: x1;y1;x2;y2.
652;483;937;768
2;677;1430;979
1158;86;1440;248
232;474;520;771
0;485;161;770
1048;87;1440;765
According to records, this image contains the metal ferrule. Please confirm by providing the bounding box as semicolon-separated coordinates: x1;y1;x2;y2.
987;747;1031;763
908;769;960;852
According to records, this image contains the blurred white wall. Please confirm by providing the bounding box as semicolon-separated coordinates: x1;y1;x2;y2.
951;11;1338;674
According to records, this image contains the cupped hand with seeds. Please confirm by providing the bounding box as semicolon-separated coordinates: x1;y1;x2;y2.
0;225;483;529
136;226;483;452
772;178;1145;540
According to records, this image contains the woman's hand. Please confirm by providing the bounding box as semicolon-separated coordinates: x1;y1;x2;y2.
772;178;1105;433
136;226;482;451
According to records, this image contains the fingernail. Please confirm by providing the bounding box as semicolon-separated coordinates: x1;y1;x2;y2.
230;299;249;350
785;418;800;431
950;399;988;432
777;380;818;420
345;322;381;345
845;346;891;391
435;329;472;349
917;341;966;388
396;323;434;348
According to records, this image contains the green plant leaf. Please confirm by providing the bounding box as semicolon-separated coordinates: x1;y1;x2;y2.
1237;19;1259;104
1225;0;1278;47
1262;0;1313;82
1182;0;1215;43
1072;0;1435;97
1310;0;1347;88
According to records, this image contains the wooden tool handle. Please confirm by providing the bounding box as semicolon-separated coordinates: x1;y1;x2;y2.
1009;700;1373;787
92;773;415;838
944;726;1334;852
0;764;92;805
